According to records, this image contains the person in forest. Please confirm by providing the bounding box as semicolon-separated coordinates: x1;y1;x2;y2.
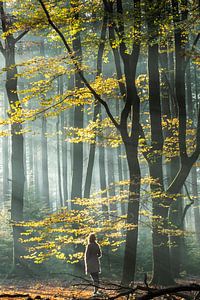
84;233;102;296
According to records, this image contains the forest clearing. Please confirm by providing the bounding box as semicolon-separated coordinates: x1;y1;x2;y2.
0;0;200;299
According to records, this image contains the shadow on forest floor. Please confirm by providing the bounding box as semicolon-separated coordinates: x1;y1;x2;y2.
0;279;114;299
0;278;200;299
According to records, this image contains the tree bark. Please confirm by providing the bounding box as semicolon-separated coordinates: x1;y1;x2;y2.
145;1;174;284
70;7;84;202
3;33;25;271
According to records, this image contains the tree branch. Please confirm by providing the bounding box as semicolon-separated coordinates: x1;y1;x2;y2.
14;29;29;43
0;1;7;33
109;284;200;300
180;182;194;226
0;294;29;298
136;284;200;300
38;0;119;130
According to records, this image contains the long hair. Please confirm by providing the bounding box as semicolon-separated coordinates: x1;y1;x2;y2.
88;233;96;243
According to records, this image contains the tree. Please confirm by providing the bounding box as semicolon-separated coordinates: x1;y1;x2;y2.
0;1;28;272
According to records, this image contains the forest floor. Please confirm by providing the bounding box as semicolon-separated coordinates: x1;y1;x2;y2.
0;278;200;300
0;278;120;300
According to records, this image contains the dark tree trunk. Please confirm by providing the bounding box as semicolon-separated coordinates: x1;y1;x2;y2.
61;110;68;206
160;42;183;279
114;0;142;284
99;106;108;198
83;103;100;198
56;75;64;206
168;158;184;278
71;22;84;202
146;3;174;283
3;34;25;271
98;107;111;272
107;148;116;213
122;142;141;284
149;160;174;285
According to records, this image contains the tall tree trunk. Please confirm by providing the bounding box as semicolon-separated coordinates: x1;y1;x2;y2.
2;96;9;204
98;106;111;272
56;76;64;206
39;41;50;209
4;36;25;271
192;166;200;244
70;8;84;202
33;139;40;204
160;41;183;279
56;116;63;207
61;110;68;206
145;1;174;284
113;0;142;284
186;56;200;244
41;116;50;209
84;13;107;198
0;0;28;269
107;148;116;214
122;143;141;284
169;158;184;278
120;47;141;285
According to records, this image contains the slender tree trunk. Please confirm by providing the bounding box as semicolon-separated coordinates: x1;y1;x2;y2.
150;161;174;285
61;110;68;206
41;116;50;208
70;22;84;202
168;158;184;278
160;42;183;279
122;143;141;284
191;166;200;243
5;61;26;274
186;56;200;243
84;13;107;198
39;41;50;209
1;30;26;271
146;3;174;283
56;116;63;207
114;0;141;284
98;106;111;272
2;97;9;204
83;102;100;198
107;148;116;213
34;139;40;204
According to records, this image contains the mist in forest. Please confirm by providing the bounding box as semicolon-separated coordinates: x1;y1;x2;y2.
0;0;199;290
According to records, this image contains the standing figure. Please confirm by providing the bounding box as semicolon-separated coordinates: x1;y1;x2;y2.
84;233;102;296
